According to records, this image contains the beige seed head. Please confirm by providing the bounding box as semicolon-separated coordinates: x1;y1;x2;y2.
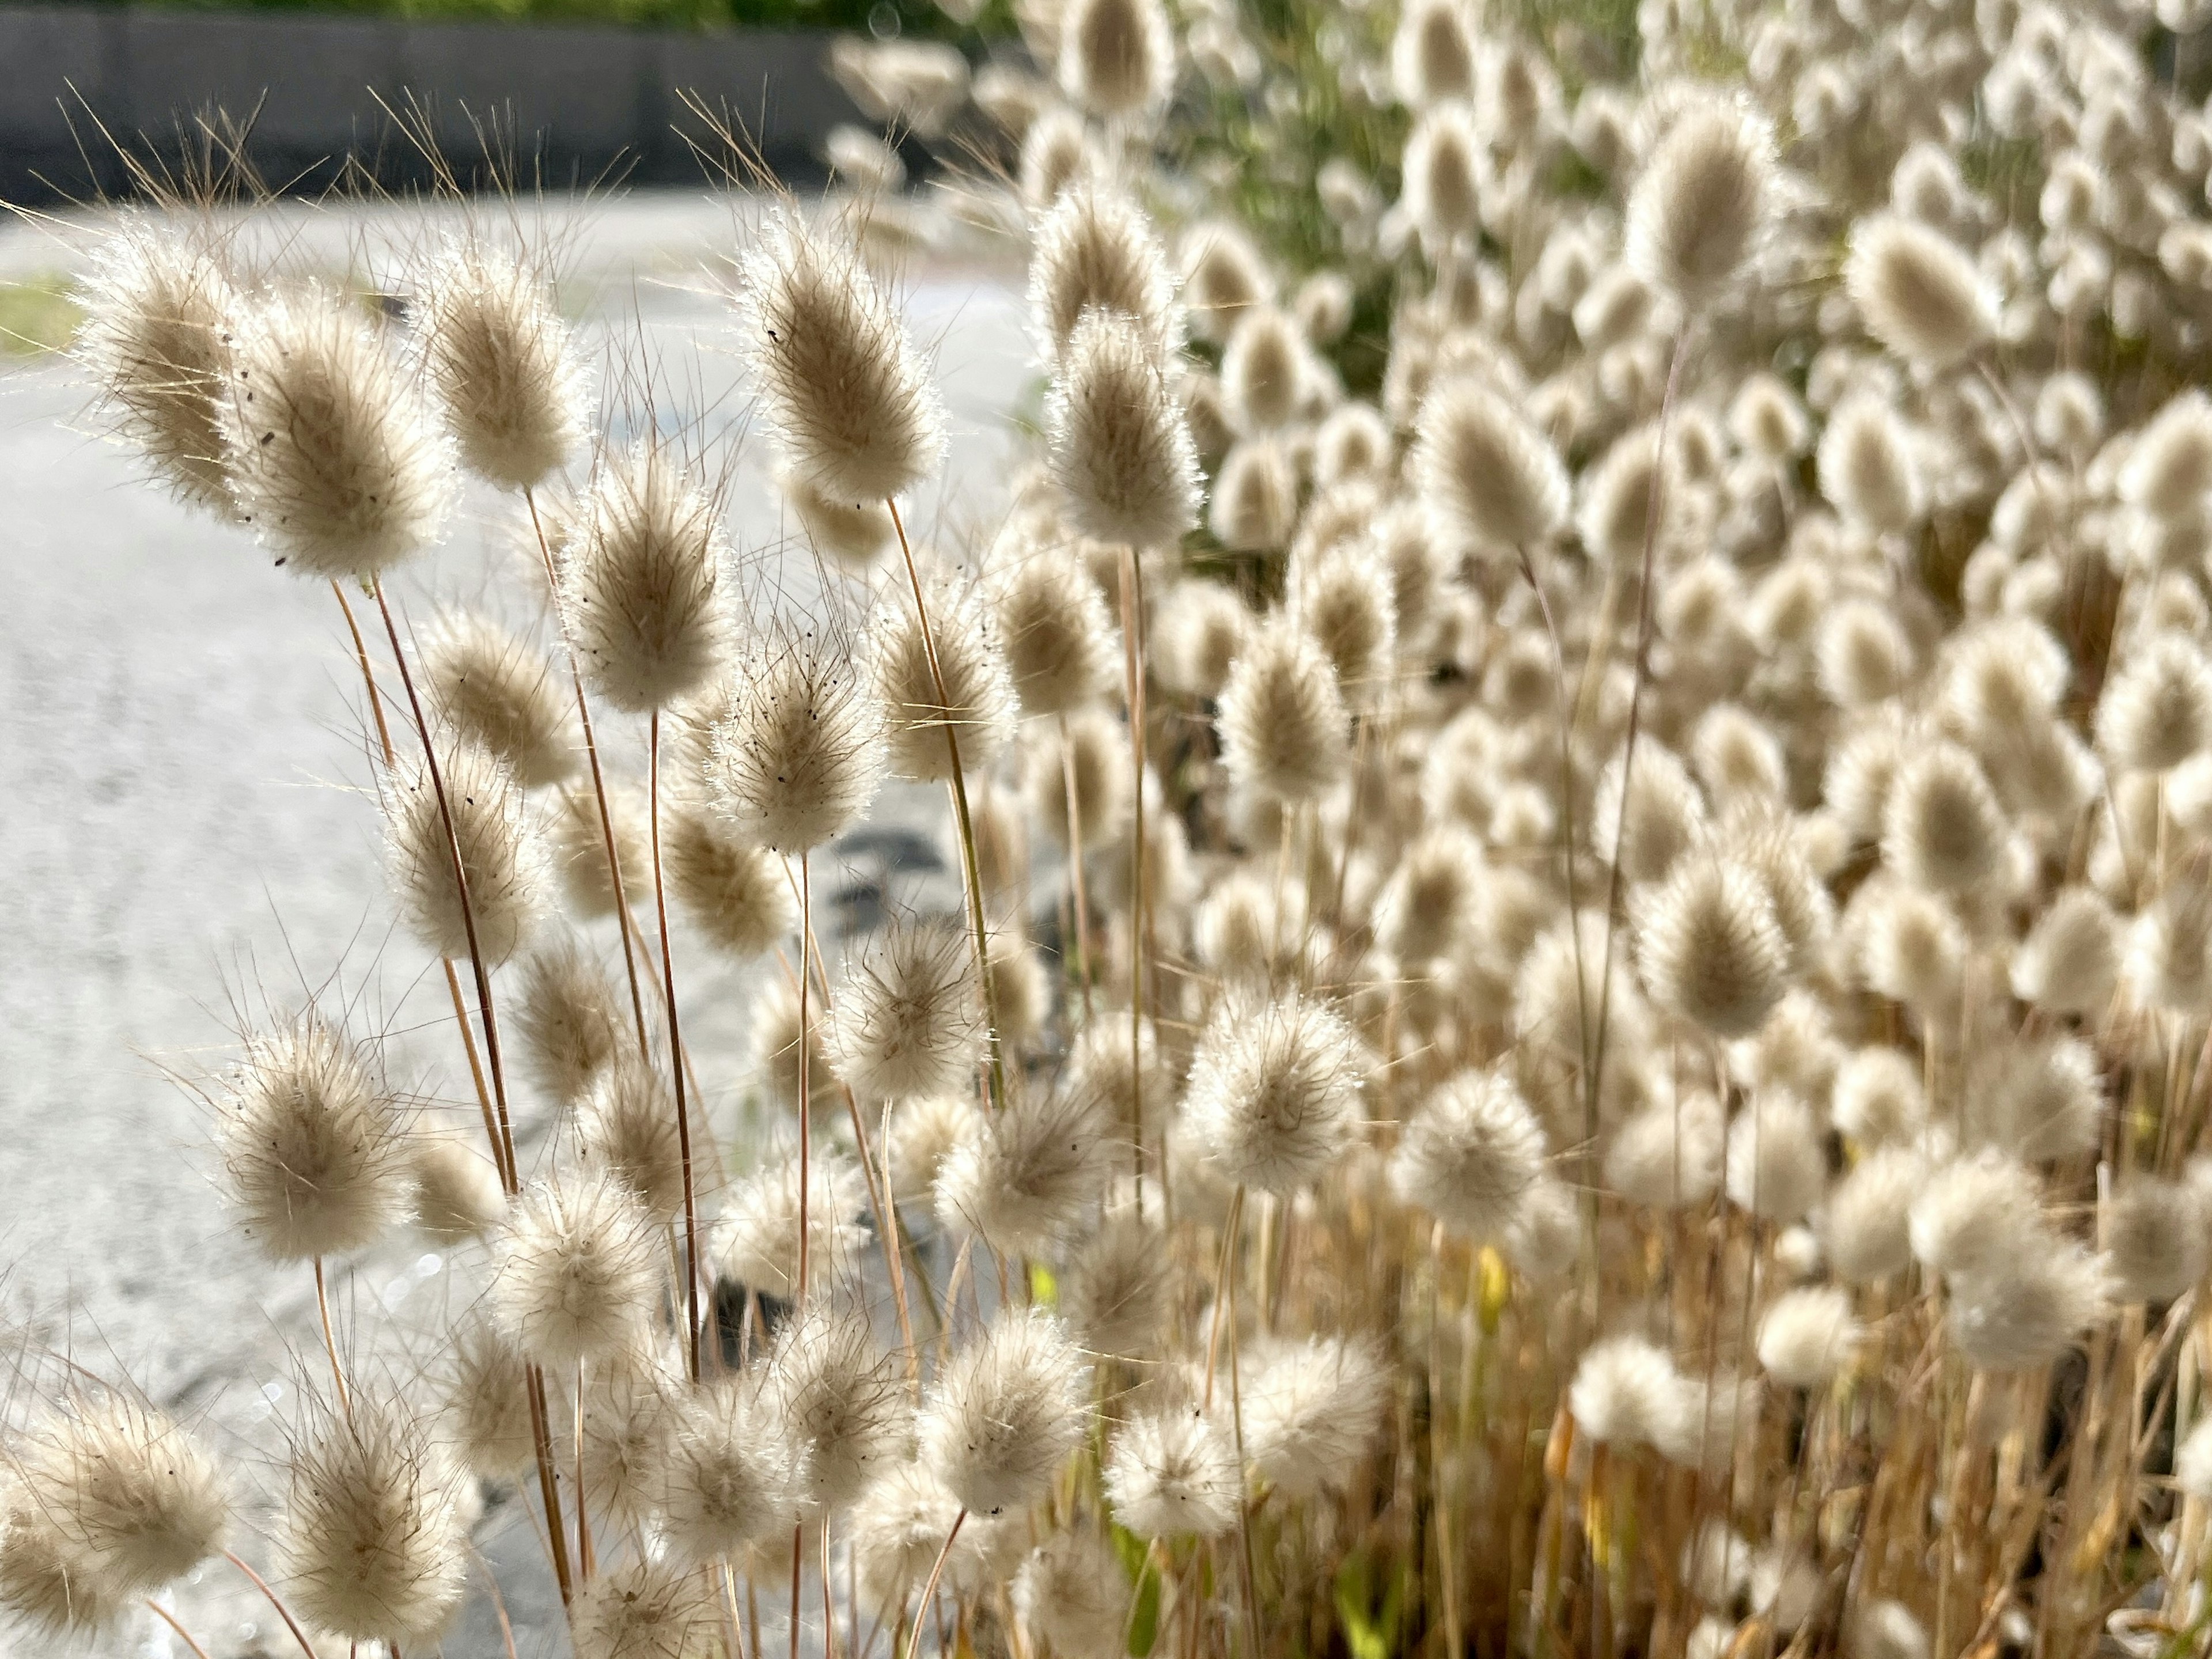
1415;377;1570;554
706;631;887;854
1058;0;1175;118
1843;213;1995;369
385;736;551;967
490;1165;662;1366
414;239;588;490
560;443;726;713
418;610;577;787
1626;97;1776;311
1028;185;1180;360
1047;308;1203;550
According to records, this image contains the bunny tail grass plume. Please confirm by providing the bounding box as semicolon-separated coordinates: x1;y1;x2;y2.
750;976;844;1115
222;286;453;578
1402;103;1483;249
719;1147;867;1296
581;1353;680;1527
385;736;550;967
707;630;885;853
850;1463;1015;1613
490;1165;661;1365
0;1487;130;1636
569;1556;718;1659
1062;1199;1170;1358
2095;632;2212;771
1155;578;1252;699
1569;1335;1685;1451
1880;742;2008;893
1218;616;1351;805
1028;186;1180;359
1909;1153;2041;1280
78;223;240;516
514;940;626;1107
576;1055;690;1221
1817;395;1922;535
827;918;985;1100
1830;1047;1925;1146
419;611;578;787
1183;989;1364;1194
2103;1176;2206;1303
1724;1092;1826;1224
1824;1144;1923;1285
654;1376;807;1563
2012;886;2120;1012
443;1318;537;1478
1389;1066;1546;1240
218;1015;411;1262
1210;437;1300;552
1391;0;1473;106
560;442;726;713
17;1397;231;1596
279;1390;468;1646
1414;378;1569;555
553;780;649;918
1626;97;1775;311
1852;1601;1930;1659
991;542;1120;716
888;1093;980;1202
1756;1285;1861;1387
1057;0;1175;119
662;797;795;957
415;240;588;491
764;1298;903;1517
1014;1525;1130;1659
1221;306;1309;434
1181;221;1275;343
410;1131;505;1244
1028;707;1132;850
1240;1334;1390;1498
1948;1245;2109;1372
919;1308;1090;1515
865;565;1018;782
1047;308;1203;549
784;468;897;567
2120;392;2212;521
738;207;945;503
1105;1407;1240;1539
1020;107;1095;209
1843;213;1995;369
935;1074;1118;1252
1605;1092;1725;1209
1633;853;1791;1039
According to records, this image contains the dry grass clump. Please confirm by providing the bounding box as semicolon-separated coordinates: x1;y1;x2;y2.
39;3;2212;1655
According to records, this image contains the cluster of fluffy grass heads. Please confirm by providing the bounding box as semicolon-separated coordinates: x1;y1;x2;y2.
37;0;2212;1653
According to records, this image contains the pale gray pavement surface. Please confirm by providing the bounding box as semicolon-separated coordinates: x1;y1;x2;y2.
0;190;1032;1657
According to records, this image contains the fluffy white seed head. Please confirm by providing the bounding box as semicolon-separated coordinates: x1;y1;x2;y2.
1389;1067;1546;1240
2096;633;2212;771
1948;1245;2109;1372
1239;1334;1391;1498
662;797;795;957
1843;213;1996;369
866;570;1019;783
1014;1526;1129;1659
1180;222;1275;343
1060;1199;1170;1359
1391;0;1474;106
1218;617;1351;806
1402;103;1484;250
1209;438;1300;552
78;224;240;516
1048;309;1203;551
278;1391;469;1646
919;1309;1090;1516
1183;990;1365;1194
574;1056;690;1222
827;919;985;1101
1605;1092;1725;1210
418;612;577;787
784;469;897;567
706;633;886;854
749;974;843;1116
1634;853;1791;1039
385;736;550;967
991;544;1120;717
764;1298;905;1519
514;941;626;1108
2103;1177;2206;1303
490;1166;661;1366
415;240;588;490
1881;742;2008;893
1830;1047;1925;1146
1909;1154;2041;1281
1567;1335;1684;1451
222;286;453;577
1756;1286;1861;1387
410;1131;505;1244
1029;187;1180;362
935;1074;1118;1252
1106;1407;1239;1539
560;444;726;713
15;1397;232;1598
2011;887;2120;1013
719;1149;867;1298
849;1463;1017;1613
569;1558;717;1659
2121;392;2212;521
1824;1145;1925;1285
218;1016;411;1262
1625;98;1776;311
1058;0;1175;119
1818;395;1922;535
1725;1093;1827;1224
738;209;945;503
1415;378;1569;555
442;1319;536;1478
656;1377;808;1563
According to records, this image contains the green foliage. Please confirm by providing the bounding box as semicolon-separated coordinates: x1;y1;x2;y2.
1112;1523;1165;1657
0;277;82;357
1330;1546;1406;1659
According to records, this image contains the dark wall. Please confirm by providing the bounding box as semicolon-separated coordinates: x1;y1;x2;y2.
0;4;858;201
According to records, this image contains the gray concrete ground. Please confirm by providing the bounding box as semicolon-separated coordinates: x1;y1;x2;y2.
0;190;1031;1657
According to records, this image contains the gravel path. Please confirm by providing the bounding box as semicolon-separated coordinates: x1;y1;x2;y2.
0;190;1031;1657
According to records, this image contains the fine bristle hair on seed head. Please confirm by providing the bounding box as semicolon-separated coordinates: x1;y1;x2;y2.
1028;185;1180;360
1221;305;1309;434
737;207;945;503
1414;377;1570;555
783;467;898;567
1724;1092;1827;1225
409;1131;505;1244
1842;213;1996;369
1058;0;1175;118
1047;308;1203;550
2120;392;2212;522
864;565;1018;783
1824;1144;1925;1286
1625;96;1775;312
2094;632;2212;772
1182;988;1365;1195
826;918;984;1101
278;1388;469;1646
217;1014;412;1263
413;239;589;491
221;285;454;578
17;1395;232;1596
749;972;843;1114
1632;852;1791;1039
567;1557;718;1659
1605;1092;1725;1210
418;611;578;787
718;1147;868;1298
1014;1525;1130;1659
443;1317;537;1478
763;1297;904;1518
384;734;550;968
2010;885;2122;1013
990;541;1121;717
934;1072;1118;1252
1060;1198;1171;1358
550;779;649;919
848;1461;1014;1614
1817;393;1923;535
1105;1407;1240;1539
1180;221;1275;343
919;1308;1090;1516
1238;1334;1391;1498
1568;1335;1685;1452
1217;615;1351;806
490;1164;661;1366
77;222;241;517
1389;1066;1546;1241
661;794;796;957
560;441;726;713
1209;437;1300;552
706;628;886;854
574;1054;690;1222
1756;1286;1861;1388
513;939;627;1108
1880;741;2009;893
654;1374;807;1562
